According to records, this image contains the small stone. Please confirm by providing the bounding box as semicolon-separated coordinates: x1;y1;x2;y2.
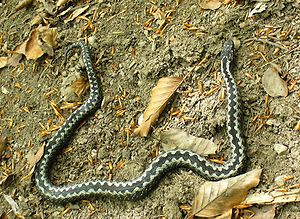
1;86;9;94
239;21;249;29
274;175;287;186
88;36;96;48
262;66;288;97
77;136;88;145
97;147;108;159
91;149;97;160
137;113;144;126
266;118;281;126
273;143;288;155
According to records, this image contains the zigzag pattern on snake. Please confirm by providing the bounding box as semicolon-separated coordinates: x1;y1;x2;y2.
35;39;246;203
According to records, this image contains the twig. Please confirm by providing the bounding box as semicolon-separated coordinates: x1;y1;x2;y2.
255;38;288;51
261;48;300;68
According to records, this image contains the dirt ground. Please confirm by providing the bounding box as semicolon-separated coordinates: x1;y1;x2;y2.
0;0;300;218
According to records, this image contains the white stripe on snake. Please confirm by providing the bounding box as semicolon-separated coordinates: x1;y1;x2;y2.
35;40;246;202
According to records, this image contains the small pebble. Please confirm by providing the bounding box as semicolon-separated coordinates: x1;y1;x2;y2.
91;149;97;160
137;113;144;126
88;36;96;48
77;136;88;145
1;86;9;94
273;143;288;155
274;175;287;186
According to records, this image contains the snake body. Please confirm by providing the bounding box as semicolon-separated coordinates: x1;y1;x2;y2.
35;40;245;202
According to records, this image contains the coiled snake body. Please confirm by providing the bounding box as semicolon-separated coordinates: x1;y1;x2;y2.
35;40;245;202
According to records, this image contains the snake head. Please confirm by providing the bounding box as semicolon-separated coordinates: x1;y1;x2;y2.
221;40;234;62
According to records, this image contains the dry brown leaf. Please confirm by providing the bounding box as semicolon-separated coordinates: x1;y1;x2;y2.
14;26;57;59
0;57;8;68
242;188;300;205
57;0;70;7
224;0;232;4
31;14;44;26
134;77;184;137
249;205;276;219
0;54;22;69
71;76;89;97
192;169;262;218
22;144;45;181
262;66;288;97
215;209;232;219
64;5;89;23
24;29;44;59
160;128;217;155
28;144;44;169
39;26;58;56
40;26;58;48
15;0;33;11
199;0;222;10
7;54;23;67
15;29;44;59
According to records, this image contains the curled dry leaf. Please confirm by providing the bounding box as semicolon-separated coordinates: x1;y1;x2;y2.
15;29;44;59
0;54;23;69
160;128;217;155
71;76;89;97
134;77;184;137
215;210;232;219
7;54;23;67
64;5;90;23
31;13;45;26
40;26;57;48
199;0;222;10
192;169;262;218
40;26;58;56
0;57;8;69
262;66;288;97
242;188;300;205
14;26;57;59
28;144;45;169
22;144;45;181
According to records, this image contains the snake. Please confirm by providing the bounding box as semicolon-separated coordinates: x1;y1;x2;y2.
35;39;246;203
